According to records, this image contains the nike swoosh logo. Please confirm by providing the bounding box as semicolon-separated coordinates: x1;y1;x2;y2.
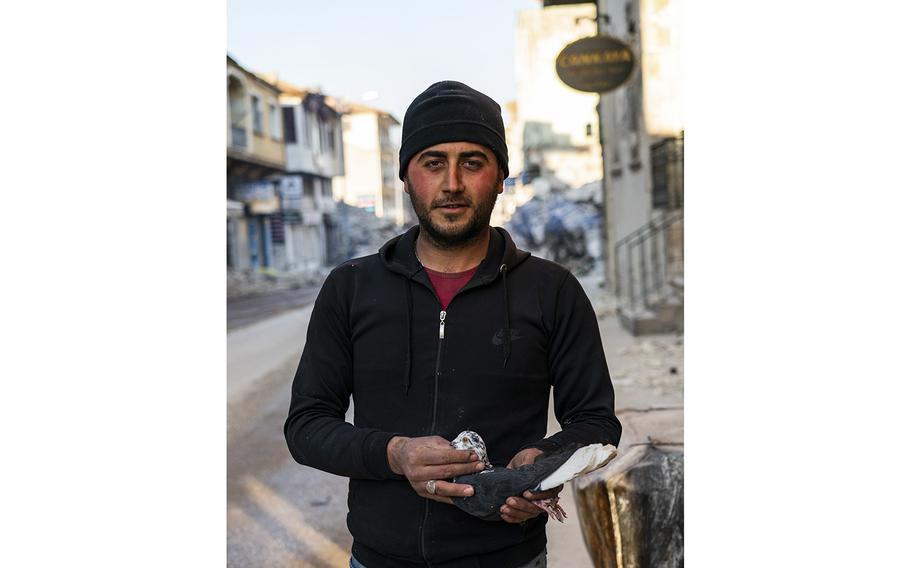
492;329;523;345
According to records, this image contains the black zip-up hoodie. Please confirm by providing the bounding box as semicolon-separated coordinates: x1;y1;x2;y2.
285;226;621;568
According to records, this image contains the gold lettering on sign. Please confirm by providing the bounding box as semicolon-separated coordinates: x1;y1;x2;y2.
558;49;633;68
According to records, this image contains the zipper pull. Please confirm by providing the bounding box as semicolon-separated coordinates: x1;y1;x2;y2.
439;310;446;339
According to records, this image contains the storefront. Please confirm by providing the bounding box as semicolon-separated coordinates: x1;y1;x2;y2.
231;179;281;271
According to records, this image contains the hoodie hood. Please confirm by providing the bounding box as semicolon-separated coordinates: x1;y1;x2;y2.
379;225;531;281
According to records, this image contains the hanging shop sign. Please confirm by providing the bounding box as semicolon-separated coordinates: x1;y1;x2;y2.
543;0;595;5
236;181;280;214
235;181;276;203
282;210;303;224
555;34;636;93
279;175;303;199
248;196;280;215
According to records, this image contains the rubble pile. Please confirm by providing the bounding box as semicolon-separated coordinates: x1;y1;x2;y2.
506;179;603;276
226;269;325;300
331;202;402;263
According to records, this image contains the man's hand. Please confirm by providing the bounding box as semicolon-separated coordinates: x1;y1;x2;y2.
500;447;565;524
387;436;486;504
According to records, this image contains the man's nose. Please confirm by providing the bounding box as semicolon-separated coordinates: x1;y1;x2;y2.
443;164;464;192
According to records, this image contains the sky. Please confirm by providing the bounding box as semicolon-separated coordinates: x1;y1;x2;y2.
227;0;541;122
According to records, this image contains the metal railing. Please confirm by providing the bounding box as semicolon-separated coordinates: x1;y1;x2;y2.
614;210;683;314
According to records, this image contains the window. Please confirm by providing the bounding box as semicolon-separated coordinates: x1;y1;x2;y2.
269;104;280;140
312;116;322;152
282;107;296;143
251;94;262;134
302;109;311;147
650;135;684;209
326;122;335;151
382;160;395;188
318;120;327;151
228;75;247;149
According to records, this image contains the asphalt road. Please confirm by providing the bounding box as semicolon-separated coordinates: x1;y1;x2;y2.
228;349;354;568
227;285;322;331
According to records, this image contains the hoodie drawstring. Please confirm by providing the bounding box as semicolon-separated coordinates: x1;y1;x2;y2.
403;278;414;393
500;263;511;368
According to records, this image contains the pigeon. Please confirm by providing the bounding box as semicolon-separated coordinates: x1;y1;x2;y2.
448;430;617;523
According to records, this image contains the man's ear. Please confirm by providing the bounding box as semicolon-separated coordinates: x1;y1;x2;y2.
402;176;410;194
497;172;505;194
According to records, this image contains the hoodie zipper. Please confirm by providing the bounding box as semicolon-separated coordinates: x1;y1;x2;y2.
420;308;447;566
430;310;445;433
415;265;508;564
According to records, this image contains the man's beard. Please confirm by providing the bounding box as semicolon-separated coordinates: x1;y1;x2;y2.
408;186;499;249
407;185;499;249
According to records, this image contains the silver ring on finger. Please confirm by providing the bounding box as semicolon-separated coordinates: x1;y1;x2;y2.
426;479;437;495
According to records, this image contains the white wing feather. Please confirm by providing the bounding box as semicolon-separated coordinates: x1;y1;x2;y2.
536;443;617;491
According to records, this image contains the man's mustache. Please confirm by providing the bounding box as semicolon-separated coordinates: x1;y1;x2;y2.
432;200;472;208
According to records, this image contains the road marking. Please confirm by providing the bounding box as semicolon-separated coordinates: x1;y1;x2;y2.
242;475;349;567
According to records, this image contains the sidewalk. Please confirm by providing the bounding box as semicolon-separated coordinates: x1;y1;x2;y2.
545;271;683;567
580;269;683;445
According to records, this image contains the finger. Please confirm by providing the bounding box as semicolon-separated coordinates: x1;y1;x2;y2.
507;448;543;470
434;447;480;463
523;485;563;500
428;495;455;505
500;512;526;524
417;460;486;480
416;446;479;466
506;456;529;470
499;502;537;522
409;480;460;506
431;480;475;498
504;496;539;516
506;457;534;470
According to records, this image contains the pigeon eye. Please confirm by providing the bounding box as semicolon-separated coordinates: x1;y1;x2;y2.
462;437;469;444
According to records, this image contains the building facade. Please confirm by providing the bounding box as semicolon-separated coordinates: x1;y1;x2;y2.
513;3;604;191
258;75;347;271
333;102;413;228
594;0;684;331
226;55;287;273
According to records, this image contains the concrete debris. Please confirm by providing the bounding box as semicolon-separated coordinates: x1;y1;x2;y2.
227;202;401;301
506;177;603;276
330;202;401;263
227;269;325;300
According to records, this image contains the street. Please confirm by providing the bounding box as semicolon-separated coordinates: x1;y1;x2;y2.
226;272;683;567
227;285;322;331
227;340;353;567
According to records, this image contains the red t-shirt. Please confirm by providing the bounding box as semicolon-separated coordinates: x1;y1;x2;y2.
424;265;479;310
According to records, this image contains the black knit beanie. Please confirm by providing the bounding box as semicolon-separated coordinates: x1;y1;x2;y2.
398;80;509;180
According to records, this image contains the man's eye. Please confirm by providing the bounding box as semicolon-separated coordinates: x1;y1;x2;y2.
463;160;482;169
425;160;444;168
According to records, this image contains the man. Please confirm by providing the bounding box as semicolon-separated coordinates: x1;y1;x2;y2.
285;81;621;568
